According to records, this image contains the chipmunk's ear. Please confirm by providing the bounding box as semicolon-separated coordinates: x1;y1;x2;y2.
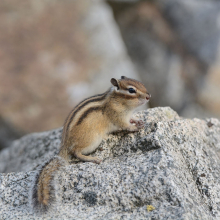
121;76;127;79
111;78;119;90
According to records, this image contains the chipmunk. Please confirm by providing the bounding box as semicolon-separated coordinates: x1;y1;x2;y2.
30;76;150;213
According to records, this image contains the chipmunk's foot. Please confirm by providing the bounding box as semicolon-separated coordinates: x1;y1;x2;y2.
92;157;102;164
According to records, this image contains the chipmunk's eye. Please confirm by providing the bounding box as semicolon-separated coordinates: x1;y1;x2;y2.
128;88;136;93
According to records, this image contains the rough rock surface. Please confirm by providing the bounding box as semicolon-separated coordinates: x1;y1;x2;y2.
0;107;220;219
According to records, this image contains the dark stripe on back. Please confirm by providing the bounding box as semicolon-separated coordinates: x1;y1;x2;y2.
65;91;109;133
65;93;103;125
76;107;103;125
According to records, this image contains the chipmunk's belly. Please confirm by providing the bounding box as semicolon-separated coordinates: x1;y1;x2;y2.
81;136;103;155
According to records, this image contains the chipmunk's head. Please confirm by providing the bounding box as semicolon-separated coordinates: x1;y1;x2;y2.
110;76;151;109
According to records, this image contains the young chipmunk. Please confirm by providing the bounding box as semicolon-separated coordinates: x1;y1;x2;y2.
30;76;150;213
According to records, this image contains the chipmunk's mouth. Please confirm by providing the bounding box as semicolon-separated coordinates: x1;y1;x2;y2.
146;93;151;101
139;99;147;105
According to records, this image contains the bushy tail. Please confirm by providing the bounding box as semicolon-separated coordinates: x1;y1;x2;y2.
30;156;66;214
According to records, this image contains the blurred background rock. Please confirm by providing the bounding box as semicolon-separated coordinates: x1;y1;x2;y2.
0;0;220;149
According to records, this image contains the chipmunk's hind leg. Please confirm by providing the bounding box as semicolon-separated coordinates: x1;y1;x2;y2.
74;151;102;164
72;135;103;164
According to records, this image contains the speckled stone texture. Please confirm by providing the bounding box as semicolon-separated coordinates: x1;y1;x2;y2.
0;107;220;219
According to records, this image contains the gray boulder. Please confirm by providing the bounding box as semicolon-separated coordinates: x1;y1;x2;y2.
0;107;220;219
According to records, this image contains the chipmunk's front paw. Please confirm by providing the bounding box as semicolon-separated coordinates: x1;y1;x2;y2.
130;119;144;129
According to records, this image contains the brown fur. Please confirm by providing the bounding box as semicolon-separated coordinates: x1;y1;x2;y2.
76;106;103;125
37;158;61;206
61;91;109;145
64;91;109;136
31;156;66;213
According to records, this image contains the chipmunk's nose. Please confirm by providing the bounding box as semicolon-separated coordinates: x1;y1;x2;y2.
146;93;151;100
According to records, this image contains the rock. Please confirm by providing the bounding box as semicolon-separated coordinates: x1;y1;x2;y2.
0;128;62;173
0;107;220;219
0;0;139;133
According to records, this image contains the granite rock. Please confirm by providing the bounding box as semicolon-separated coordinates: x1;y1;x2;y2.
0;107;220;219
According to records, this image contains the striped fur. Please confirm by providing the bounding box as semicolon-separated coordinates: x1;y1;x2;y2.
62;90;109;144
30;156;66;214
76;107;103;125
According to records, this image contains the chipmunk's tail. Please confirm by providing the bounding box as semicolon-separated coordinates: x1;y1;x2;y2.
30;156;66;214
